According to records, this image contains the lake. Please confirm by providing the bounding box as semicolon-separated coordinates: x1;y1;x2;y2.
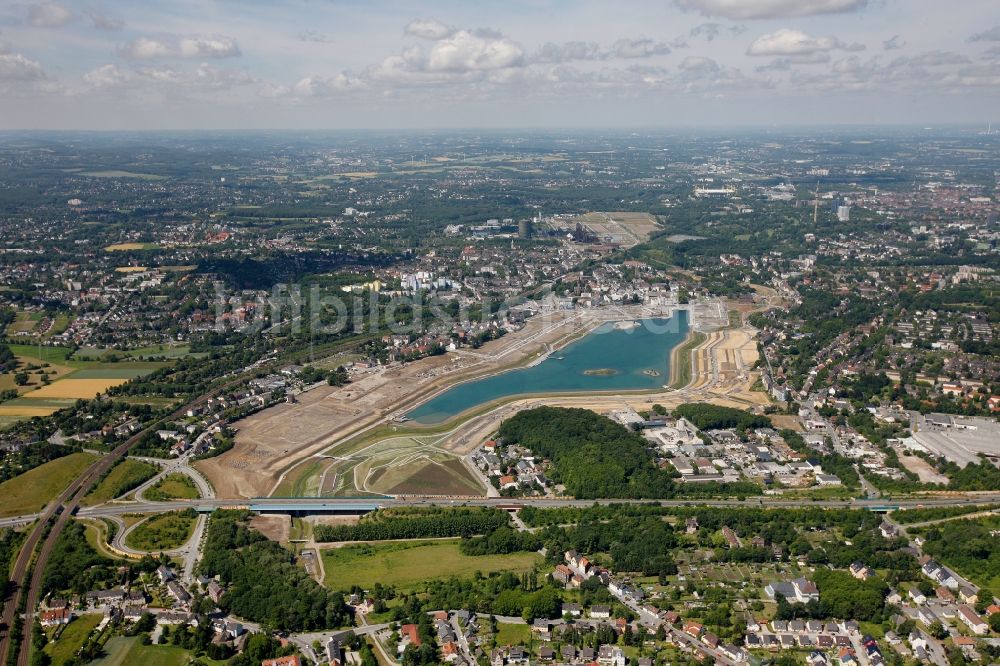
406;310;689;424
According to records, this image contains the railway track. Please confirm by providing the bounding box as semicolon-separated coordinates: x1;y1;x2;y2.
0;385;227;666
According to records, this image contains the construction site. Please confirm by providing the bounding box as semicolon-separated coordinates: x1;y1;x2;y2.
197;294;774;500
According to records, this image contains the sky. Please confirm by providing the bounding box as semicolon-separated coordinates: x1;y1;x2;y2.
1;0;999;130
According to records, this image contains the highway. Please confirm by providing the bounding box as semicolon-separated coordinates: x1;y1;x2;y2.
55;492;1000;518
3;493;998;530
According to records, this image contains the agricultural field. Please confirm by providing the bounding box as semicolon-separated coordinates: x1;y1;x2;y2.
279;433;484;497
83;459;160;505
0;344;166;426
321;539;542;592
22;378;129;399
84;171;167;180
124;510;197;551
103;241;162;251
144;473;200;501
73;344;201;361
43;613;103;664
0;452;98;517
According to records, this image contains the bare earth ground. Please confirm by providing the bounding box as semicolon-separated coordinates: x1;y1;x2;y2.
574;212;660;248
770;415;805;431
898;454;949;484
249;515;291;542
308;515;360;527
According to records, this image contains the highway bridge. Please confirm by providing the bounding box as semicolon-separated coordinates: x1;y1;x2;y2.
50;493;1000;519
0;495;996;529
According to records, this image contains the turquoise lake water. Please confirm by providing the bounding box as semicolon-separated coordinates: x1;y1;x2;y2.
406;310;689;424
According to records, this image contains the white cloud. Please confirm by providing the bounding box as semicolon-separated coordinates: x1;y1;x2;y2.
120;35;240;60
178;36;241;59
191;63;255;89
83;63;130;87
404;19;454;41
755;52;830;71
0;52;46;80
893;51;969;67
83;61;255;93
86;9;124;31
611;38;671;58
747;29;863;56
27;3;73;27
675;0;868;20
119;37;173;59
290;72;364;97
969;26;1000;42
297;31;332;44
678;55;721;72
883;35;905;50
428;30;523;71
690;23;722;42
533;41;603;63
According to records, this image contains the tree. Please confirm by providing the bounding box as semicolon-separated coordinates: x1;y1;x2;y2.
989;612;1000;634
928;621;948;640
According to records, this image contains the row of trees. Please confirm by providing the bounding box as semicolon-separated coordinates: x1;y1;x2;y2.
458;527;542;555
672;403;771;432
313;507;511;542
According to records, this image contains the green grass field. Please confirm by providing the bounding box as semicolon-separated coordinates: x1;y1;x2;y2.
494;622;531;646
124;510;197;552
322;539;542;592
0;452;99;517
91;637;193;666
44;613;103;664
144;473;200;501
74;345;197;360
84;171;167;181
83;459;160;505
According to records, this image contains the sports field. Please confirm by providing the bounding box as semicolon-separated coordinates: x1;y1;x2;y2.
0;452;99;517
321;539;542;591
